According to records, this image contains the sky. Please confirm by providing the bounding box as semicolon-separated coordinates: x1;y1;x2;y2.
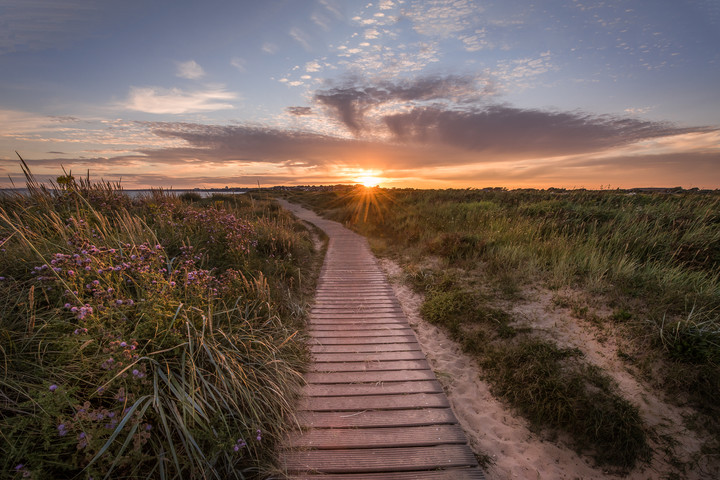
1;0;719;189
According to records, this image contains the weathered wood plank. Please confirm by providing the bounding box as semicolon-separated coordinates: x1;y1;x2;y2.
309;359;430;372
310;327;415;336
311;351;427;362
305;370;436;384
310;343;422;354
296;408;459;428
309;335;418;345
284;424;468;449
311;312;407;319
310;317;408;325
290;470;485;480
303;380;443;397
297;393;449;411
282;444;478;473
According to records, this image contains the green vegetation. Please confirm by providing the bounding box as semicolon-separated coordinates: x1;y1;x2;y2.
1;167;320;479
285;186;720;470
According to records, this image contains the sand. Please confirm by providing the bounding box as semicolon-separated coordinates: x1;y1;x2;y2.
378;258;719;480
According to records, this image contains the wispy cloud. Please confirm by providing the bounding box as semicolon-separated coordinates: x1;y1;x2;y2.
175;60;205;79
123;86;237;114
286;106;314;116
289;27;312;51
230;57;246;72
261;42;278;54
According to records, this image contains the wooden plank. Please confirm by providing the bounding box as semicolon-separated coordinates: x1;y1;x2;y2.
309;335;418;346
284;424;468;449
311;344;422;354
313;298;400;308
310;317;408;325
298;393;449;411
309;359;430;372
305;370;436;384
311;314;408;321
315;295;397;299
291;469;485;480
297;408;459;429
310;327;414;336
303;380;442;397
282;444;478;473
312;351;427;362
311;309;405;316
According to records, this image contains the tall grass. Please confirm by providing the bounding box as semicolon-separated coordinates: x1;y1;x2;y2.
1;166;318;479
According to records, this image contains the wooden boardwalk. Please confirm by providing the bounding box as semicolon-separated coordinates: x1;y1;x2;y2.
277;200;484;479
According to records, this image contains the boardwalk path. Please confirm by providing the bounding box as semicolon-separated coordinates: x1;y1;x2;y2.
277;200;483;479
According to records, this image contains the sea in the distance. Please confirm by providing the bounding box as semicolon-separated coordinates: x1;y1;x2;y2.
0;188;247;198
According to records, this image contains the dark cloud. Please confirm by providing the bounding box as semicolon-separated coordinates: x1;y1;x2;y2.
286;106;314;116
314;75;495;135
375;151;720;189
382;105;702;157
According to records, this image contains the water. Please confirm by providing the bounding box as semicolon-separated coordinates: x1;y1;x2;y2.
0;188;247;198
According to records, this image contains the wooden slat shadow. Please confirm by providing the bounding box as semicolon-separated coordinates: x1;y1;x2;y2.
276;199;484;480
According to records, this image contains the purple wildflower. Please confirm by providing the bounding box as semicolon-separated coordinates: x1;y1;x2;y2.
49;384;58;392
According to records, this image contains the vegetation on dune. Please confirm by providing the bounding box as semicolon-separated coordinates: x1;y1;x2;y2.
0;167;320;479
285;185;720;471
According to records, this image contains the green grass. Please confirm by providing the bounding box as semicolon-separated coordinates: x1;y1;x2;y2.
0;166;321;479
284;185;720;470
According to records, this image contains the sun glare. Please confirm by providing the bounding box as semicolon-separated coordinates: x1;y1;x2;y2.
357;176;382;187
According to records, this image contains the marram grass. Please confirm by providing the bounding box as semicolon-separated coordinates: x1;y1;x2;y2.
1;167;318;479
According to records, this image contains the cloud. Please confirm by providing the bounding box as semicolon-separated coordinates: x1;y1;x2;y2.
175;60;205;79
261;42;278;54
382;105;701;158
318;0;343;20
123;86;237;114
314;75;496;135
305;60;323;72
286;106;314;116
403;0;482;38
230;57;246;72
289;27;312;50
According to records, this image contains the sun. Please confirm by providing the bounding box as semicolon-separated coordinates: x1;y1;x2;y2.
356;176;382;188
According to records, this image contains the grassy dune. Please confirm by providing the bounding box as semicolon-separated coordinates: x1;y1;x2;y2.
285;186;720;472
0;169;320;479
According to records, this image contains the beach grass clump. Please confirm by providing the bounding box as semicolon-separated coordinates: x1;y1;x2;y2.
480;339;649;470
0;169;317;479
418;280;648;469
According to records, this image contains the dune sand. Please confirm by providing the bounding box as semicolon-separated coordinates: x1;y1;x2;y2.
378;258;718;480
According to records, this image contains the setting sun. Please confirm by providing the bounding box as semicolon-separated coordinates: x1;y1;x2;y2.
356;176;382;187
